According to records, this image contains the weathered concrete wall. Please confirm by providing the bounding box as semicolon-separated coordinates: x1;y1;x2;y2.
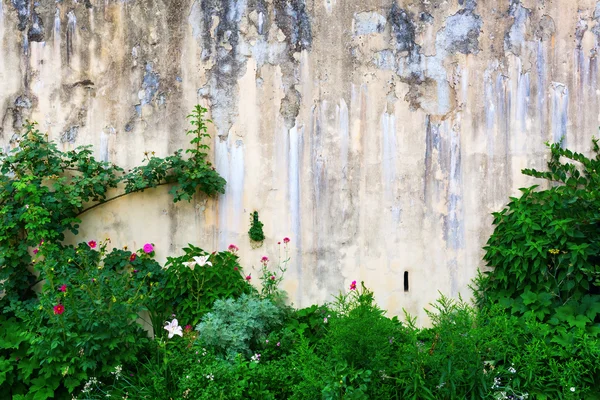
0;0;597;322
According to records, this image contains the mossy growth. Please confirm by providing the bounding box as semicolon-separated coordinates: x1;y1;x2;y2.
248;211;265;244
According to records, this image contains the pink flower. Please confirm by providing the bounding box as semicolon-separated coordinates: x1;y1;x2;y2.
88;240;97;249
245;275;252;281
270;275;275;280
143;243;154;254
350;280;357;291
228;244;239;253
277;342;280;347
33;248;39;255
58;284;67;292
261;256;269;264
53;304;65;315
184;324;192;332
130;253;137;262
234;267;238;271
283;237;290;244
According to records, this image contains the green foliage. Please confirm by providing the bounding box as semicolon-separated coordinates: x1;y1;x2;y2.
0;108;225;312
124;105;226;202
477;140;600;335
196;294;284;359
150;244;254;331
248;211;265;242
326;282;403;372
17;240;161;398
0;122;123;308
257;241;291;304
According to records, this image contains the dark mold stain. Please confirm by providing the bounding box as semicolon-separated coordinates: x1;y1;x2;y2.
420;12;433;24
195;0;312;135
28;8;44;42
536;15;555;41
60;125;79;143
388;3;416;54
11;0;29;31
273;0;312;54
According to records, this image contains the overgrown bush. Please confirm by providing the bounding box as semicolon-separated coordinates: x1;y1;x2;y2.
477;140;600;337
149;243;254;332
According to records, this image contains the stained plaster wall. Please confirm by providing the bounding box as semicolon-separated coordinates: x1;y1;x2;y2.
0;0;596;323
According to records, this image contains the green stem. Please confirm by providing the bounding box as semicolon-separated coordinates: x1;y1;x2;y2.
76;181;172;217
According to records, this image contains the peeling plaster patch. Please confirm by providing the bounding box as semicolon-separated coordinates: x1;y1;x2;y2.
388;4;417;54
536;15;555;41
193;0;249;137
376;1;481;116
438;9;482;55
28;7;43;42
504;0;530;56
139;62;160;106
12;95;32;130
60;125;79;143
11;0;28;31
420;12;433;24
458;0;477;12
192;0;312;134
353;12;386;36
273;0;312;54
373;49;396;70
592;3;600;42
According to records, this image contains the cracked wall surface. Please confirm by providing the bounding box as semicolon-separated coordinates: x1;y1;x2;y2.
1;0;598;323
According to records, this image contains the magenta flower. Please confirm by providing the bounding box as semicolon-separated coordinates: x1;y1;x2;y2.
58;284;67;292
33;248;39;255
283;237;290;244
143;243;154;254
88;240;97;249
350;280;357;291
261;256;269;264
270;275;275;280
228;244;239;253
53;304;65;315
245;275;252;281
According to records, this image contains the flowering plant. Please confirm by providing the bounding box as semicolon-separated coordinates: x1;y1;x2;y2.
23;239;164;395
149;243;254;332
256;238;292;302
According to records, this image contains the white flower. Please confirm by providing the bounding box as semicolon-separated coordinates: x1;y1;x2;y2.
183;255;212;270
164;319;183;338
323;317;328;324
110;365;122;380
570;387;576;392
508;367;516;374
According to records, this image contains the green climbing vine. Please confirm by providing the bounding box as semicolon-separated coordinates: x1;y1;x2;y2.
0;105;225;311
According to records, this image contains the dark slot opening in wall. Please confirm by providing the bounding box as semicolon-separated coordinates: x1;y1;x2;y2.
403;271;409;292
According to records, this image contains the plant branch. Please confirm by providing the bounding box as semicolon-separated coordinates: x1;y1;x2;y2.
76;181;173;217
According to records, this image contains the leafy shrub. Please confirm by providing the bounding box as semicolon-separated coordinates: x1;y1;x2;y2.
149;243;254;332
326;282;404;372
13;240;163;397
0;106;225;313
478;140;600;335
196;293;284;359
